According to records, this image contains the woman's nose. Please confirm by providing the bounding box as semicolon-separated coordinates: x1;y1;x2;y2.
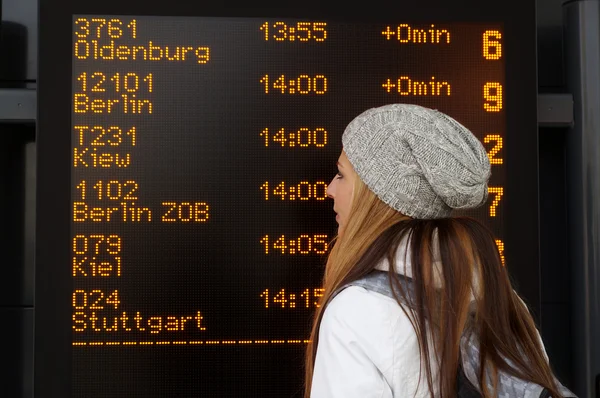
326;177;335;199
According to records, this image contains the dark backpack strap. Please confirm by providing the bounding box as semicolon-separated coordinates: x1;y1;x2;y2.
457;360;482;398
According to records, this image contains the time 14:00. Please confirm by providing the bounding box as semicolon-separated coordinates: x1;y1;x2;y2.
260;181;328;201
260;128;327;148
260;75;327;94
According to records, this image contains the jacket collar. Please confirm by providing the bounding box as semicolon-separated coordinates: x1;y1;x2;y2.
373;230;480;301
372;230;445;291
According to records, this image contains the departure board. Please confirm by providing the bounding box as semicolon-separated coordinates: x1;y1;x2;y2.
35;1;539;397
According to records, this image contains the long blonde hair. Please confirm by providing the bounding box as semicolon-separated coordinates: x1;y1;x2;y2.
304;177;563;398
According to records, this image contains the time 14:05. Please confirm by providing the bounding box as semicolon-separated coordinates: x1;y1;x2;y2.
260;234;328;254
260;288;325;309
260;22;327;42
260;75;327;94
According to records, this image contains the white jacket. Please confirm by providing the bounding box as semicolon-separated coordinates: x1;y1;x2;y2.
310;240;440;398
309;237;547;398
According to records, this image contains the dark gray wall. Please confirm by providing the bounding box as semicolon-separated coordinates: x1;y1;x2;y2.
536;0;575;389
1;2;37;397
0;0;37;85
538;0;567;91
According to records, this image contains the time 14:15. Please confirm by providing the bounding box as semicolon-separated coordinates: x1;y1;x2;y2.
260;288;325;308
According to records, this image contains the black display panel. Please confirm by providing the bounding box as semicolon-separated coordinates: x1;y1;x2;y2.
36;1;539;397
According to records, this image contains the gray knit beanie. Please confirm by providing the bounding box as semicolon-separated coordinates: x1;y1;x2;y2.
342;104;491;219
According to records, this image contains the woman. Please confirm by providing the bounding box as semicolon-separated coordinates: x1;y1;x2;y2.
304;104;567;397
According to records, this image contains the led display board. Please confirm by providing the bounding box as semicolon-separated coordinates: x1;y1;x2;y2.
36;1;539;396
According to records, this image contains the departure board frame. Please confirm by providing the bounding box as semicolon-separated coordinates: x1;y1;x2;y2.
36;1;539;397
